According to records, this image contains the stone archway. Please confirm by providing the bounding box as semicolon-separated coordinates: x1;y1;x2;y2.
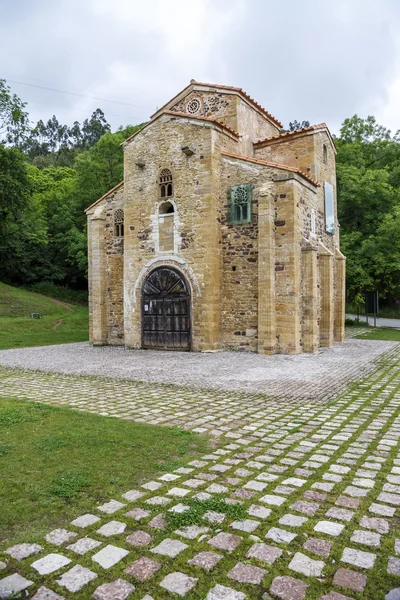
141;266;191;350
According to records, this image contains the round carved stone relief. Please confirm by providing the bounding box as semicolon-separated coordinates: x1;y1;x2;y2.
186;97;201;114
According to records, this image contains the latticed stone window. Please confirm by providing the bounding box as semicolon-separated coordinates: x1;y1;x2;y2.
159;169;173;198
114;208;124;238
227;184;253;224
186;97;201;114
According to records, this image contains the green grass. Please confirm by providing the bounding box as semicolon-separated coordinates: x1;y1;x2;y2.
0;397;209;546
356;327;400;341
0;282;88;348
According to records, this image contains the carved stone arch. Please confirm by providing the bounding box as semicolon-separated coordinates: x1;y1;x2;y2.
133;256;201;300
141;265;191;350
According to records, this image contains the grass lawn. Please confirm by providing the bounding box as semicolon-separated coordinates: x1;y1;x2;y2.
0;397;209;546
356;327;400;341
0;282;88;349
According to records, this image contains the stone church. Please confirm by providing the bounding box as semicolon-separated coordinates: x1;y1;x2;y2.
85;80;345;354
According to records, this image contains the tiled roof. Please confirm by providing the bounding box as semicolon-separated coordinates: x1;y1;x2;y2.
254;123;330;147
221;151;320;187
151;80;283;129
122;110;240;146
163;110;240;137
85;181;124;213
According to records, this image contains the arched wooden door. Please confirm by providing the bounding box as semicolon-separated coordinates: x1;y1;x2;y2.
142;267;191;350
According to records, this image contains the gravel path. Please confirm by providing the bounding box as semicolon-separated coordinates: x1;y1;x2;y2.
0;338;395;399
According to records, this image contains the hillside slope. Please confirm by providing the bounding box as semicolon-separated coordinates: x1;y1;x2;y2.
0;283;88;349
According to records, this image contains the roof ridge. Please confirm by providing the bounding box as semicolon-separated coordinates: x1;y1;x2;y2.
254;123;329;146
151;80;283;129
164;110;240;137
85;181;124;213
221;151;319;187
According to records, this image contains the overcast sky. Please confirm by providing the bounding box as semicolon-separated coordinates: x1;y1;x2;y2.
2;0;400;135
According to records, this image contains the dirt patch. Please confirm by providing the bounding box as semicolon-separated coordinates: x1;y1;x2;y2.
52;319;63;330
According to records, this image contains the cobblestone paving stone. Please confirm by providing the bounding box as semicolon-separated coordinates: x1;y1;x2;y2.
1;343;400;598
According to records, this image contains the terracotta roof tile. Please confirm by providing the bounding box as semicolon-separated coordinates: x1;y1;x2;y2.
151;80;282;129
254;123;331;147
85;181;124;213
163;110;240;137
122;110;240;146
221;151;319;187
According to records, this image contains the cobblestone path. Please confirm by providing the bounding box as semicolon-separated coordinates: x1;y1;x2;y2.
1;344;400;599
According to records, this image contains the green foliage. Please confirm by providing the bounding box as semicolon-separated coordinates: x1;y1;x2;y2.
167;496;247;529
0;79;29;144
0;397;208;544
337;115;400;302
29;282;88;305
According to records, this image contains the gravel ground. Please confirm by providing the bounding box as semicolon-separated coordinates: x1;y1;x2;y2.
0;338;395;399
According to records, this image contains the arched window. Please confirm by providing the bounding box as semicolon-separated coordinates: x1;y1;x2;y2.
159;201;174;214
114;208;124;238
159;169;173;198
323;144;328;165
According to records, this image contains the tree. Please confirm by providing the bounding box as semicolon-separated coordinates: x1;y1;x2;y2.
288;120;310;131
0;79;29;144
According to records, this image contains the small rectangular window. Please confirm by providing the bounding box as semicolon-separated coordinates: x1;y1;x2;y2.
311;209;316;237
324;182;335;234
227;184;252;224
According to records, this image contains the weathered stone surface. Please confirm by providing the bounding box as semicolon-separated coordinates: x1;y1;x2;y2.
148;513;166;529
122;490;145;502
350;529;381;547
71;513;100;528
360;515;389;533
260;494;286;506
31;553;71;575
175;525;209;539
45;529;77;546
56;564;97;592
288;552;324;577
279;514;308;527
93;578;135;600
124;557;160;581
341;547;376;569
98;500;126;514
369;503;395;517
97;520;127;537
0;574;33;597
92;545;129;569
303;537;332;557
266;527;296;544
5;543;42;561
386;589;400;600
325;507;354;522
188;551;222;570
333;567;366;592
159;572;198;597
388;556;400;576
335;495;361;509
208;532;242;552
290;500;319;515
227;561;266;584
126;531;152;546
206;584;246;600
31;586;64;599
320;593;354;600
204;510;225;523
151;538;188;557
231;519;260;532
67;537;102;555
248;505;271;519
270;575;309;600
125;508;150;521
314;520;344;536
246;543;282;564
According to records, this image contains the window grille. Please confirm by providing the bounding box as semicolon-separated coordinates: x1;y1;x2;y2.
227;184;252;224
114;208;124;238
186;98;201;114
323;144;328;165
159;169;173;198
324;182;335;234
